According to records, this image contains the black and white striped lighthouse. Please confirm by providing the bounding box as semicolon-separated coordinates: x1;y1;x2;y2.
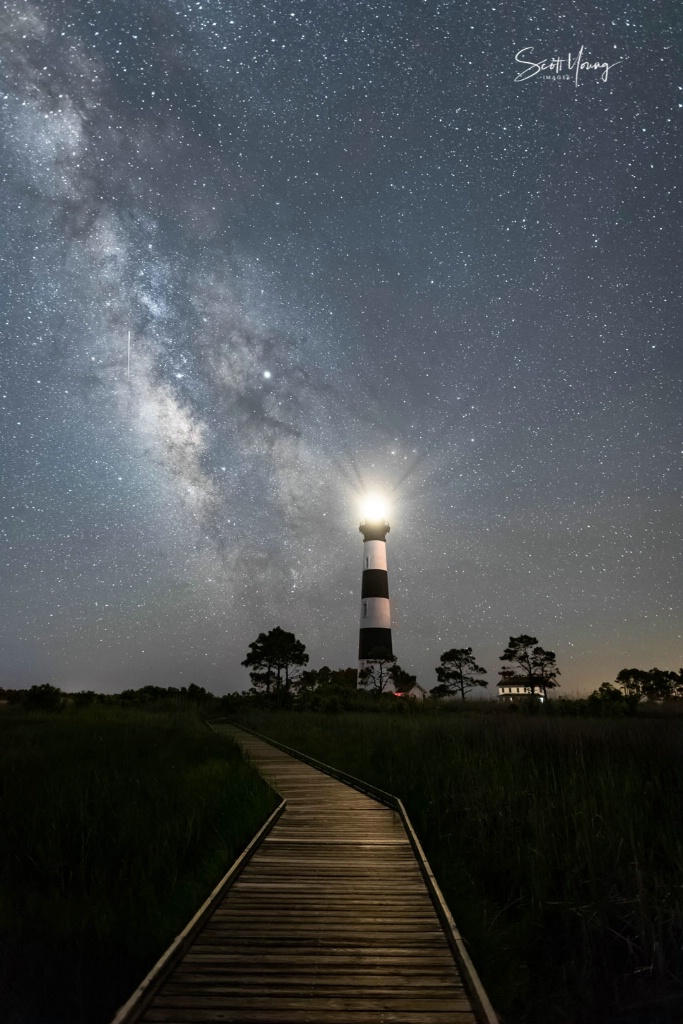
358;510;393;677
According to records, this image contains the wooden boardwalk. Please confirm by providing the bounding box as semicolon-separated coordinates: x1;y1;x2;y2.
115;725;491;1024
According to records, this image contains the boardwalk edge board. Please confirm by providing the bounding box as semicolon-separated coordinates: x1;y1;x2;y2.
227;721;499;1024
396;797;500;1024
109;797;287;1024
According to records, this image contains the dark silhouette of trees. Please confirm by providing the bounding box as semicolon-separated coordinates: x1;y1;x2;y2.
534;647;561;700
294;666;358;711
358;647;396;696
433;647;487;700
500;635;560;700
296;668;323;699
20;683;63;711
0;687;26;704
72;690;100;708
242;627;309;707
116;684;213;707
616;667;683;702
297;667;357;695
616;668;648;699
586;681;640;715
328;667;358;691
592;681;625;703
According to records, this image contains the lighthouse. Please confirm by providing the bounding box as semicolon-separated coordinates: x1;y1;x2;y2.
358;502;393;682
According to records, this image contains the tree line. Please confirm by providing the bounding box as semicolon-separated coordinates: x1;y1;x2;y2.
600;668;683;703
239;629;682;709
0;682;217;711
2;635;680;711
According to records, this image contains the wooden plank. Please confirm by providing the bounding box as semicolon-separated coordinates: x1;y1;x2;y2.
161;983;470;998
146;995;473;1010
141;1011;476;1023
185;950;459;964
173;969;465;984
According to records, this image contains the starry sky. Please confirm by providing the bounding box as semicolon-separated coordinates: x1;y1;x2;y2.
1;1;681;695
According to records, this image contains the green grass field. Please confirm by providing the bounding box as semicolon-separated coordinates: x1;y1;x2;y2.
232;709;683;1024
0;706;278;1024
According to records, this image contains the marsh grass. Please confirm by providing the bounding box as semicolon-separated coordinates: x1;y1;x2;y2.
234;709;683;1023
0;705;277;1024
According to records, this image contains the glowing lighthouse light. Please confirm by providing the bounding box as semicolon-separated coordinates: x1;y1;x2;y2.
360;493;389;524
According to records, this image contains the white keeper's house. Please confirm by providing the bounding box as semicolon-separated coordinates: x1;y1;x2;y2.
497;674;546;702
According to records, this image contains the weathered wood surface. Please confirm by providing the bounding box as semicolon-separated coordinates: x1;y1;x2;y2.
135;726;479;1023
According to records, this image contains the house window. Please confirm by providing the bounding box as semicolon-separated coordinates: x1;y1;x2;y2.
365;556;369;568
362;601;368;618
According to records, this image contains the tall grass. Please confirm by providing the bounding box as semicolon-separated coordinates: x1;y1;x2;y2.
234;710;683;1024
0;705;277;1024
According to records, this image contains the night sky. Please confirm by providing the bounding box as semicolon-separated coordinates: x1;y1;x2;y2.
1;1;681;695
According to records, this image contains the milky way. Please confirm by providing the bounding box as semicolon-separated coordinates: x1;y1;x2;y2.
1;1;680;694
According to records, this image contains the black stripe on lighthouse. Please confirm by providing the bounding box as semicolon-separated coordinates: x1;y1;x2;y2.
361;569;389;599
359;627;393;660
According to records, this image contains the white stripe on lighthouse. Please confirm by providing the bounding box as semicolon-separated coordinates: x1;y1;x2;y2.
362;540;388;571
360;596;391;629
